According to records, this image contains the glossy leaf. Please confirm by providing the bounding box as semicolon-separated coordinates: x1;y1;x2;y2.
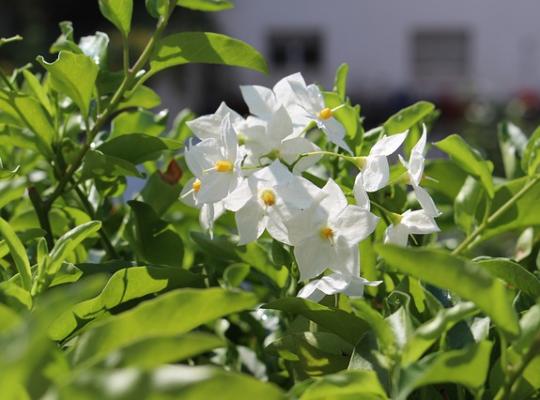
129;201;184;267
397;342;493;400
0;218;32;290
474;257;540;299
37;51;98;119
110;109;167;138
50;266;204;340
71;288;258;366
176;0;234;11
299;370;388;400
333;62;349;101
263;297;369;345
97;133;178;164
498;122;527;179
454;176;485;234
383;101;435;134
375;245;520;337
149;32;268;79
434;134;495;198
98;0;133;37
121;85;161;109
522;125;540;175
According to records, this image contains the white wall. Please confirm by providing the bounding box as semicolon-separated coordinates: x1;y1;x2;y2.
215;0;540;99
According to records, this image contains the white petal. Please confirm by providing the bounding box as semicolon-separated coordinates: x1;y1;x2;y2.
306;84;326;111
180;177;198;207
316;273;350;295
294;235;333;281
343;275;382;298
224;178;252;212
401;209;440;234
412;185;441;217
266;210;292;245
332;238;360;276
286;205;327;246
267;106;294;142
273;72;306;108
297;280;326;303
384;224;409;246
353;174;370;211
220;115;238;162
370;132;408;156
362;155;390;192
253;159;293;186
240;85;277;120
320;118;352;154
288;78;316;113
320;178;348;215
408;152;425;186
411;124;427;156
332;205;379;245
198;172;234;204
236;200;266;245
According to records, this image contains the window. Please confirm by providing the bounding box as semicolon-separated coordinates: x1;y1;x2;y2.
268;30;322;70
412;29;470;81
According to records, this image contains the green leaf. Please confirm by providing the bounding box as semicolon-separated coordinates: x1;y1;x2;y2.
97;133;175;164
480;176;540;241
333;63;349;101
176;0;234;11
10;95;56;145
129;200;184;267
299;370;388;400
423;159;468;200
81;149;142;179
522;125;540;175
141;170;182;216
47;221;102;276
145;0;170;18
263;297;369;345
454;176;486;234
59;365;285;399
383;101;435;135
71;287;258;367
224;263;250;287
267;332;353;379
37;51;98;119
397;341;493;400
0;35;22;48
402;302;478;365
121;85;161;109
50;21;81;54
110;109;167;138
434;134;495;198
22;70;53;116
0;218;32;290
112;332;224;369
375;245;520;338
474;257;540;299
98;0;133;37
149;32;268;79
49;266;204;340
0;303;21;332
351;299;397;356
498;122;527;179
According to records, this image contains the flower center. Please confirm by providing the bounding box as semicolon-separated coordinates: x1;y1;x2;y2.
215;160;233;172
192;178;201;193
320;226;334;240
318;107;333;120
260;189;276;206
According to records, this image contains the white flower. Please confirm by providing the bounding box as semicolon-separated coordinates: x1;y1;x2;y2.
354;131;408;193
399;125;441;217
180;177;224;238
184;116;242;204
285;74;352;153
224;160;321;245
240;72;305;123
298;271;381;303
242;106;321;174
384;209;440;247
286;179;379;281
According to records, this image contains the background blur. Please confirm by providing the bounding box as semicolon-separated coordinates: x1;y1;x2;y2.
2;0;540;175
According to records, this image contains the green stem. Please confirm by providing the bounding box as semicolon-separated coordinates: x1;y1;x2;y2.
45;5;175;208
27;187;54;248
452;175;540;255
494;333;540;400
0;67;15;91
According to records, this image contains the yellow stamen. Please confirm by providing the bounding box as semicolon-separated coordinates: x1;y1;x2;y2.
318;107;333;120
260;189;276;206
215;160;233;172
320;226;334;240
192;179;201;193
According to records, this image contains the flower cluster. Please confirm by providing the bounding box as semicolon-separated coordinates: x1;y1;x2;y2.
181;73;440;301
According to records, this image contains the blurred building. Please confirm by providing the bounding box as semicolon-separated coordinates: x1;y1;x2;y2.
216;0;540;102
